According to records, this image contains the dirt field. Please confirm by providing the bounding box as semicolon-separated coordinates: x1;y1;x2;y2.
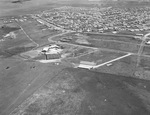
0;29;37;58
18;18;62;46
0;57;65;115
94;55;137;77
92;54;150;81
10;68;150;115
78;50;126;64
143;46;150;55
52;32;141;54
86;33;142;44
0;24;20;39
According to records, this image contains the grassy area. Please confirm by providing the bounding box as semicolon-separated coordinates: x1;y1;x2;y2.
142;45;150;56
0;21;42;58
78;50;126;64
0;58;64;115
88;39;140;53
0;24;20;39
52;33;141;54
0;45;36;58
86;33;142;44
95;55;137;78
10;68;150;115
0;59;36;114
91;54;150;81
18;18;62;46
1;28;32;49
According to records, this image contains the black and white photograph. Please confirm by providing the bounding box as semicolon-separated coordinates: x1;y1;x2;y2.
1;0;150;115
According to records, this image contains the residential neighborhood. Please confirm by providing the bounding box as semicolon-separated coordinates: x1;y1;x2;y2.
37;6;150;34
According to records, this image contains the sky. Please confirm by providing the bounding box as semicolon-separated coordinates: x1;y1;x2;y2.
0;0;148;16
0;0;91;16
0;0;54;16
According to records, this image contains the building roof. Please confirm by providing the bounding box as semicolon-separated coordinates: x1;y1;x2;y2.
78;64;94;69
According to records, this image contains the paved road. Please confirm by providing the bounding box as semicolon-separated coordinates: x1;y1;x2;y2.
28;16;150;68
47;30;150;59
48;36;150;58
72;53;132;69
93;53;132;69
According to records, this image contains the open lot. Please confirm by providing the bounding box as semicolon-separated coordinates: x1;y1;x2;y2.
93;55;137;78
77;50;126;64
0;29;37;58
87;39;140;53
92;54;150;80
142;45;150;55
10;68;150;115
0;23;20;39
0;45;35;58
17;17;62;46
0;20;65;114
0;22;40;58
69;32;143;44
51;32;150;81
86;33;142;44
0;57;64;115
52;32;141;54
52;32;150;57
